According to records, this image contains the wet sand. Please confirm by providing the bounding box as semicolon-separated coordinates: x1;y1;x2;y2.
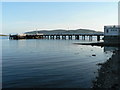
92;50;120;88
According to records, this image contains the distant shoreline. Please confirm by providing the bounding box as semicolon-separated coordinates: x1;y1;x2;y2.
0;35;8;36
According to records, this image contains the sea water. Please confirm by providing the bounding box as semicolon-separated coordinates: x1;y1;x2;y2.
1;36;113;88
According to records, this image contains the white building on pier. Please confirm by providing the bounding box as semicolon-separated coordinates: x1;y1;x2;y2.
104;25;120;44
104;25;120;36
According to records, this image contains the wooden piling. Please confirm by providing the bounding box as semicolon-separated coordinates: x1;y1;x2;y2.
82;35;85;40
75;35;79;40
89;35;92;41
50;35;54;39
68;35;72;40
56;35;60;39
97;35;100;41
62;35;66;39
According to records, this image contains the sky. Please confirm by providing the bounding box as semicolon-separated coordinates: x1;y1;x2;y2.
1;2;118;34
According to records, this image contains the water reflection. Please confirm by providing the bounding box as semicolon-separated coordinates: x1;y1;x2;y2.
104;46;119;52
2;36;119;88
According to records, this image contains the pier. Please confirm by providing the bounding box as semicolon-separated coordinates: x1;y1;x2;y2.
9;33;104;41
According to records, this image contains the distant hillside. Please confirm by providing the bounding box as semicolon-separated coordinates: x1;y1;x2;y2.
0;34;8;36
25;29;103;34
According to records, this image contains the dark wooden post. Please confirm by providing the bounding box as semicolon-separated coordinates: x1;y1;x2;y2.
62;35;66;39
68;35;72;40
97;35;100;41
56;35;60;39
89;35;92;41
47;35;49;39
75;35;79;40
50;35;54;39
82;35;85;40
9;34;11;39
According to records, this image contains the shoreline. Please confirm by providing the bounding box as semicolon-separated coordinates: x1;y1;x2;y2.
92;49;120;88
0;35;8;36
74;42;120;88
74;42;120;47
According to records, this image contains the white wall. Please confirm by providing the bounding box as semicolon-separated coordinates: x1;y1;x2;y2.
104;26;120;36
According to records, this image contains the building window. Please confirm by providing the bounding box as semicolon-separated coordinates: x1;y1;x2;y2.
106;29;109;33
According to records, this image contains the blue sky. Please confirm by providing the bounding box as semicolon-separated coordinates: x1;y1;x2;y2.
2;2;118;34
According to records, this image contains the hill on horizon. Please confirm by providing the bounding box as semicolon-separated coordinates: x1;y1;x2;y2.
25;29;103;34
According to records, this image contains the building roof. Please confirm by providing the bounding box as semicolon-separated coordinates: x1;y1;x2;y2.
104;25;120;28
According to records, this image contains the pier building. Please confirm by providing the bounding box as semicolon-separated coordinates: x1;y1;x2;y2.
104;25;120;44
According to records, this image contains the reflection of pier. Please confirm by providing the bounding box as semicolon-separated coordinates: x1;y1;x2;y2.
9;33;104;41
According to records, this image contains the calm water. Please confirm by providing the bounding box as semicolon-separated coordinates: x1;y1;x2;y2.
2;36;113;88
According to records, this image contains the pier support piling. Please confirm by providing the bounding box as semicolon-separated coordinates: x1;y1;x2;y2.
40;35;43;39
50;35;54;39
75;35;79;40
89;35;92;41
62;35;66;39
56;35;60;39
97;35;100;41
68;35;72;40
82;35;85;40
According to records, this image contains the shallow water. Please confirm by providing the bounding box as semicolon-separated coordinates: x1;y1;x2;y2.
2;36;113;88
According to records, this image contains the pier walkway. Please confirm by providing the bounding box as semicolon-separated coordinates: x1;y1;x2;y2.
9;33;104;41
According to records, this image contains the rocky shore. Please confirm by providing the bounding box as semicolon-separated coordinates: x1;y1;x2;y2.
92;49;120;88
74;42;120;47
74;42;120;88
